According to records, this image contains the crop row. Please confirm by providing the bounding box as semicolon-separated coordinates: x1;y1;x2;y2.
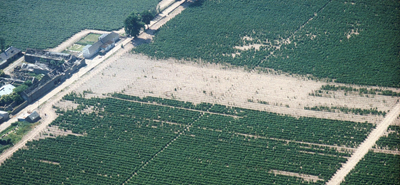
304;106;386;116
343;151;400;184
374;125;400;150
319;85;400;97
128;128;348;184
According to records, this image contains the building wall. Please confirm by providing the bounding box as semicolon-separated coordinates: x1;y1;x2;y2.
0;52;22;69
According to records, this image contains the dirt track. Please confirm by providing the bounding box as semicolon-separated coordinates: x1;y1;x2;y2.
327;102;400;185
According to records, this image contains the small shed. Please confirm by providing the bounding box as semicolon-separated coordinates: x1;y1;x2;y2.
27;111;40;122
18;111;40;122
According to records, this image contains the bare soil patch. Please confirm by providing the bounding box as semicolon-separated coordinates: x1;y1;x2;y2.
34;125;85;140
270;169;323;183
74;53;399;125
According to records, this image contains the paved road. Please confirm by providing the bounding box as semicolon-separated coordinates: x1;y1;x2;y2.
0;0;188;165
326;102;400;185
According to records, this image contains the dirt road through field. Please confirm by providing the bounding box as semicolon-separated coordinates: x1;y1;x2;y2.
326;102;400;185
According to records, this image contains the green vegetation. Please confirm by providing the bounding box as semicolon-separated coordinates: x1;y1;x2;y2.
124;10;156;36
134;0;400;87
0;80;33;106
0;0;159;50
343;151;400;185
0;37;5;52
374;126;400;150
0;93;377;184
124;12;145;37
76;34;101;46
319;85;400;97
0;121;40;153
140;10;155;25
304;106;386;116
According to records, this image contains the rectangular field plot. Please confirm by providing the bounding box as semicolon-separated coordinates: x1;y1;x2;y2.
0;95;378;184
128;129;347;184
342;151;400;185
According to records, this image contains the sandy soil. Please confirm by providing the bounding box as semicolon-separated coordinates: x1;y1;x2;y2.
74;53;398;125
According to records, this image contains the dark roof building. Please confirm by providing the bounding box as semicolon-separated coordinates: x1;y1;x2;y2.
0;46;23;68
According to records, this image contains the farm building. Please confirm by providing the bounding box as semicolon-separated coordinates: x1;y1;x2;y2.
18;111;40;122
82;32;119;58
0;46;23;69
0;84;15;97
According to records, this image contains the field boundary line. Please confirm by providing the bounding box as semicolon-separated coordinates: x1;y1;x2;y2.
326;102;400;185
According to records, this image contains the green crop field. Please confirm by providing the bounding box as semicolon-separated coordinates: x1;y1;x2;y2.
134;0;400;87
343;152;400;185
343;125;400;184
0;93;377;184
0;0;158;50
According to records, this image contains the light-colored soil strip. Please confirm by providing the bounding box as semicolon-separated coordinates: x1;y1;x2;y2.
327;103;400;185
370;148;400;155
39;160;60;166
270;169;323;183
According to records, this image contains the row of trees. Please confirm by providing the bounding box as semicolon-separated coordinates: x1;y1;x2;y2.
124;10;155;37
304;105;387;116
320;85;400;97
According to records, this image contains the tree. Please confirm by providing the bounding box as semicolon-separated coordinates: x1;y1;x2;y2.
0;37;5;52
124;12;145;37
140;10;155;25
0;70;5;77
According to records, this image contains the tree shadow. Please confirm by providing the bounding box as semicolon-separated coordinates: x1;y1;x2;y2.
132;37;152;47
189;0;204;8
